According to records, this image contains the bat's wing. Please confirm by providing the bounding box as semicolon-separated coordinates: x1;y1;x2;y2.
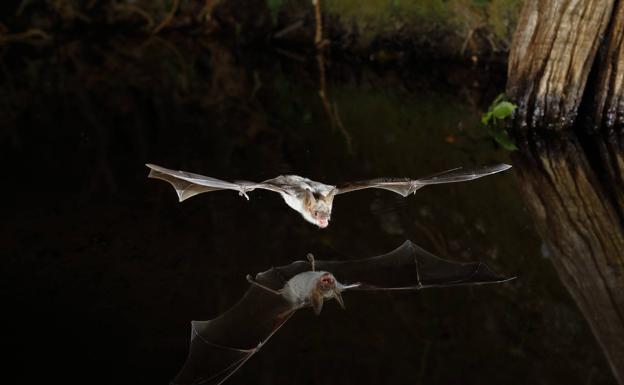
316;240;515;291
146;164;284;202
171;241;513;384
334;164;512;197
171;263;308;385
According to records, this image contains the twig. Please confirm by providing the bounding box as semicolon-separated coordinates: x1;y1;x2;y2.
317;53;335;127
273;20;304;40
332;101;353;154
153;0;180;34
316;53;352;151
16;0;31;16
460;27;476;56
274;47;306;62
50;0;91;23
485;31;500;52
460;23;486;55
0;28;51;45
199;0;220;20
113;3;155;29
317;53;348;145
313;0;322;45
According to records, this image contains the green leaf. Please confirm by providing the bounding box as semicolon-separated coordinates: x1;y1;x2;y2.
482;95;518;151
490;129;518;151
481;111;493;125
492;101;517;119
491;93;506;108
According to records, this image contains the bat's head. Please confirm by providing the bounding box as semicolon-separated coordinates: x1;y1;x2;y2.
302;191;335;228
317;272;336;292
310;205;331;228
316;272;345;309
286;271;347;315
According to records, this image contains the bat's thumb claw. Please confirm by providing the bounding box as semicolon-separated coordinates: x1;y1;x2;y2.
239;190;250;200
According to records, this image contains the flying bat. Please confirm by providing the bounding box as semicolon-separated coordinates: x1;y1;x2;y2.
146;163;512;228
171;240;515;385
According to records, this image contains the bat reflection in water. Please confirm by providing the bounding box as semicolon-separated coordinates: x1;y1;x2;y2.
146;163;512;228
171;240;515;385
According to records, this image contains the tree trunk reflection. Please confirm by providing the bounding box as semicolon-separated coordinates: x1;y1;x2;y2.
512;136;624;383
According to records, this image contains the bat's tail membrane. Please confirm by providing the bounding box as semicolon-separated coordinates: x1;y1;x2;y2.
414;163;512;186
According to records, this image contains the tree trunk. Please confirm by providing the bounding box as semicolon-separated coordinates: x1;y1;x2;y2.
507;1;624;383
508;0;614;131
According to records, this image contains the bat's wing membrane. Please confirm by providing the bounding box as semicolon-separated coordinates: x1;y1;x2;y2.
316;241;515;291
411;163;512;186
146;164;284;202
335;178;416;197
170;265;306;385
171;243;513;384
335;164;512;197
171;313;295;385
171;322;256;385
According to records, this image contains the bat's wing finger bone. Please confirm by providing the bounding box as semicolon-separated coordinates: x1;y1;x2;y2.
246;274;283;295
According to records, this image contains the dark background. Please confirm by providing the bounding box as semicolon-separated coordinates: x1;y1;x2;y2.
1;39;615;384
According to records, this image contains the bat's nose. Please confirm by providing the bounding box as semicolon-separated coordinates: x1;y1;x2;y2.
320;274;334;285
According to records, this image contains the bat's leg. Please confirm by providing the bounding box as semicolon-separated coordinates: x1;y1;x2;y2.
238;189;250;200
307;253;315;271
246;274;282;295
332;289;345;309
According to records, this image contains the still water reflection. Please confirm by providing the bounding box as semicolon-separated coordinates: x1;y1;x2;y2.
1;39;616;384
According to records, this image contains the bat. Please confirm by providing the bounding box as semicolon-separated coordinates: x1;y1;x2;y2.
146;163;512;228
171;240;515;385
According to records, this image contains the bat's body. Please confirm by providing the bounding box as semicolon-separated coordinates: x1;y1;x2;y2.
281;270;339;309
248;255;359;315
171;241;515;385
265;175;335;227
146;163;512;228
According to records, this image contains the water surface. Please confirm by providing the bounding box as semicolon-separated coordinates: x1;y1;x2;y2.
1;40;614;384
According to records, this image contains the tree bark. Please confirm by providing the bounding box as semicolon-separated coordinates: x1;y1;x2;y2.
507;0;615;131
507;1;624;383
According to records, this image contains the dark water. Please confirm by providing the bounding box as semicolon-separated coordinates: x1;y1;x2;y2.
1;39;615;384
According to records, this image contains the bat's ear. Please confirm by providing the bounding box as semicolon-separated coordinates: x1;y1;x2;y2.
311;291;324;315
303;190;316;209
333;289;345;310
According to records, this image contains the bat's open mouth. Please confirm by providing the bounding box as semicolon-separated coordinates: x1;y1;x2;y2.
320;274;334;285
317;219;329;228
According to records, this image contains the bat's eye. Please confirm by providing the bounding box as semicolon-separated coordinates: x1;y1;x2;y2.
313;211;319;218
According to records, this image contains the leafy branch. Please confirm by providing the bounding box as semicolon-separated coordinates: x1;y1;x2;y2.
482;93;517;151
